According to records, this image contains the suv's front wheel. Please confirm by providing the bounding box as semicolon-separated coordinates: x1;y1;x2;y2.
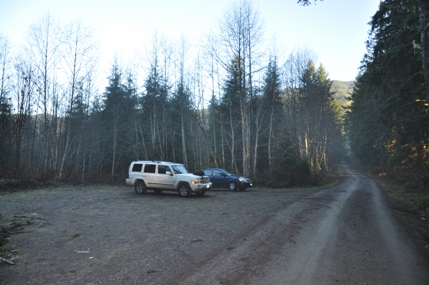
178;183;192;197
135;180;147;194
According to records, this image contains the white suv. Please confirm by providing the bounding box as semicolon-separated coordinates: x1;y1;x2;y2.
125;160;212;197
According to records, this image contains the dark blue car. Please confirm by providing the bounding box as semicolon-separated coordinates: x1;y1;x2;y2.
202;168;252;191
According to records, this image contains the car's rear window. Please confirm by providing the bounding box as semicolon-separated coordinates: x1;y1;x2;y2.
132;163;143;172
144;164;156;173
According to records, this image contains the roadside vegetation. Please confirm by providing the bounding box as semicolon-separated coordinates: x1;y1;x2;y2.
345;0;429;252
382;174;429;250
0;220;26;264
355;163;429;252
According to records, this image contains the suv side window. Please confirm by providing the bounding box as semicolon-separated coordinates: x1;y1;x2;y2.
158;165;171;174
213;170;223;176
144;164;156;173
132;163;143;172
203;170;212;175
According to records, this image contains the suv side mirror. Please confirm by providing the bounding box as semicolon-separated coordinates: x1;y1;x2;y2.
166;171;172;176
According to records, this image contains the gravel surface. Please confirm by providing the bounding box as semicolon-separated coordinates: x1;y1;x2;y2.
1;165;428;284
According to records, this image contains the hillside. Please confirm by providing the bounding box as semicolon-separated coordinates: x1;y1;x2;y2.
331;80;354;103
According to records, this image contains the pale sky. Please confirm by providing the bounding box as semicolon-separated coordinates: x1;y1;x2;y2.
0;0;380;82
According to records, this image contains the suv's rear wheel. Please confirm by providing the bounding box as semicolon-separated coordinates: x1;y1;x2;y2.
178;183;192;197
135;180;147;194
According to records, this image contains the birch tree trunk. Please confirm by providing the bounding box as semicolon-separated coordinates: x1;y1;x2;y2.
14;63;34;171
110;114;118;182
181;115;188;166
58;20;97;179
214;0;263;177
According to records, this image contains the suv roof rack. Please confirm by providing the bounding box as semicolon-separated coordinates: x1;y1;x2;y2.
132;160;176;164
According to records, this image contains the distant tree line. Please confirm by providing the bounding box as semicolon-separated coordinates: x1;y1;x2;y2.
347;0;429;171
0;1;345;186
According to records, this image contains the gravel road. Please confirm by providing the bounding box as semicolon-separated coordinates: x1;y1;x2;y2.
1;165;428;284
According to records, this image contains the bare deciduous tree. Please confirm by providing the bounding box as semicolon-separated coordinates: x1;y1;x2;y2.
216;0;264;176
58;20;98;179
13;60;35;172
26;13;61;175
0;35;12;164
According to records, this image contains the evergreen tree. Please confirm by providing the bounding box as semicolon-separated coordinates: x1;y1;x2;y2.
220;56;244;173
170;81;193;165
349;0;429;169
102;63;137;181
0;35;11;167
300;60;334;173
206;93;223;168
0;92;11;165
141;64;170;160
269;132;311;188
256;57;283;178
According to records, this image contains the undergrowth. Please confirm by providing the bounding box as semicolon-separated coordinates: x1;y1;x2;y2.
362;165;429;251
0;221;24;260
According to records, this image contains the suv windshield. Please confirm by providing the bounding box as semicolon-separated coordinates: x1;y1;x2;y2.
171;164;189;174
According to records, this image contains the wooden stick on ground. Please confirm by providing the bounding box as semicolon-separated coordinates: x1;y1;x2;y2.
0;256;15;265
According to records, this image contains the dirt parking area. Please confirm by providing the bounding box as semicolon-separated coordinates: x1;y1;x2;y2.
0;185;306;285
2;170;429;285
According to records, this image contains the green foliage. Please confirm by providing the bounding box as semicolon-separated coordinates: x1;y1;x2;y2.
269;134;311;188
0;222;23;248
169;81;194;166
100;63;139;177
300;60;338;173
347;0;429;170
221;56;244;120
262;57;283;107
371;170;429;249
0;94;12;165
255;57;284;174
297;0;319;6
140;63;171;161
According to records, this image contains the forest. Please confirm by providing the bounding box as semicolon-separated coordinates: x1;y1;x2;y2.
0;0;428;187
348;0;429;173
